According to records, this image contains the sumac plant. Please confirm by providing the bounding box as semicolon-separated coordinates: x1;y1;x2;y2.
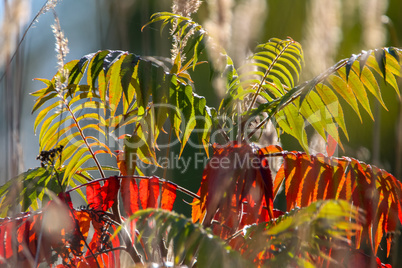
0;10;402;268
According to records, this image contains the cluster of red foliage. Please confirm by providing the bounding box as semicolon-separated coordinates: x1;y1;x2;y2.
0;142;400;267
0;175;177;267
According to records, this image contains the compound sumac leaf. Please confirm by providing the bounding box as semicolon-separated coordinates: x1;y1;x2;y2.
278;150;402;255
192;142;275;239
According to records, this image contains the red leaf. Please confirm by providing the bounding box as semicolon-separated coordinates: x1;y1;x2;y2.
87;178;120;211
4;220;13;259
87;181;102;210
17;219;29;255
161;181;177;211
109;225;120;268
277;150;402;256
259;158;274;219
284;153;304;211
58;192;73;209
0;220;6;262
86;232;105;268
191;187;203;223
121;178;139;216
139;177;160;209
74;211;91;253
101;177;120;211
298;154;326;207
192;142;275;239
273;165;285;198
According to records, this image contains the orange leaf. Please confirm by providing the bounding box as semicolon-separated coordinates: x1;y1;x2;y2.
161;181;177;211
74;211;91;243
284;153;302;210
139;177;160;209
191;187;203;223
258;145;283;155
116;150;127;176
273;165;285;198
121;178;139;216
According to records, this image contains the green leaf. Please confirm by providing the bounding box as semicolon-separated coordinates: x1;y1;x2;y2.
65;155;93;185
193;94;213;157
108;54;125;116
243;200;362;267
169;77;183;139
56;139;86;167
62;147;90;183
178;84;196;157
43;122;77;151
354;64;387;110
71;101;104;114
34;101;62;134
32;92;59;114
40;115;73;151
327;74;362;122
121;209;253;268
315;84;348;140
68;59;89;86
338;67;373;120
276;102;308;152
152;72;171;140
31;78;56;97
132;60;153;116
87;50;110;91
120;53;140;104
0;167;69;217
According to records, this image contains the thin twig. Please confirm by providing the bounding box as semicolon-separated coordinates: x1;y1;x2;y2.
245;58;349;141
246;41;294;113
85;246;127;259
66;175;200;200
0;1;49;83
61;99;106;178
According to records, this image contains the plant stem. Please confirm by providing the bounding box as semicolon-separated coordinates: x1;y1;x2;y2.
246;40;294;114
245;58;349;141
61;99;106;179
67;175;200;200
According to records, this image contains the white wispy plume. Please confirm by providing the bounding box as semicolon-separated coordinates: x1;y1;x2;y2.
40;0;63;15
172;0;202;17
205;0;267;98
170;0;202;61
51;11;69;89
